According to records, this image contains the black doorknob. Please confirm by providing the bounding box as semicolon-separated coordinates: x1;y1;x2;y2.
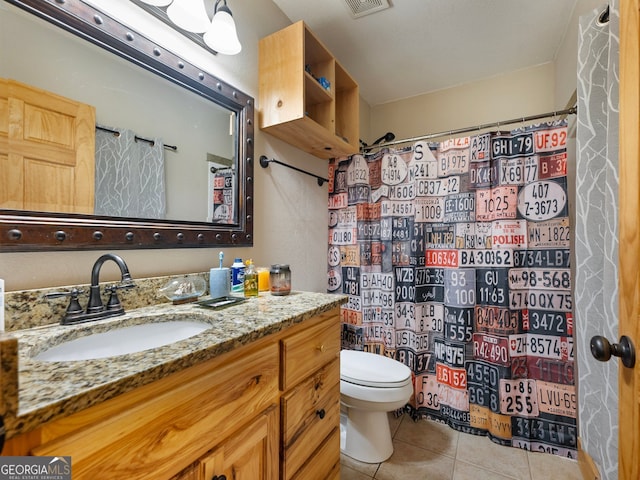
590;335;636;368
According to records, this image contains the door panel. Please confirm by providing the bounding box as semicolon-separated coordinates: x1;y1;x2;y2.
0;78;95;214
617;0;639;479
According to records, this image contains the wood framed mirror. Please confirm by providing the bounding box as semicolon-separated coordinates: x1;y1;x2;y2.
0;0;254;251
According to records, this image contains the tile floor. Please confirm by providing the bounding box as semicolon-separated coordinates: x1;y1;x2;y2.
340;413;584;480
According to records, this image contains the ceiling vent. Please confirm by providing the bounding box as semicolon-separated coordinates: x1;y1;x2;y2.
343;0;391;18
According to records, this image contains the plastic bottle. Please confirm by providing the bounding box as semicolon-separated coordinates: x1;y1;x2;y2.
230;258;245;295
244;260;259;297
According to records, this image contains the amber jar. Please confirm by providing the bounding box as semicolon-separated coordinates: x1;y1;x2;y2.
269;264;291;295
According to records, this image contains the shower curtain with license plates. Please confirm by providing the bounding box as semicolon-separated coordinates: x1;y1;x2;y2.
327;120;576;458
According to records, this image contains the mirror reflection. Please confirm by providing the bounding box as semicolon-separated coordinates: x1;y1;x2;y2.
0;0;254;250
1;3;235;223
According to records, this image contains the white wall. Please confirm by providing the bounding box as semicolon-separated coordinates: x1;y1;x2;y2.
370;63;556;143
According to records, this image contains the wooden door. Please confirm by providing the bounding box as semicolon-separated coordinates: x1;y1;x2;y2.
199;406;278;480
618;0;639;479
0;78;95;214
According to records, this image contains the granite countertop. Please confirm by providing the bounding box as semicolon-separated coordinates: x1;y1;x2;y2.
3;291;346;439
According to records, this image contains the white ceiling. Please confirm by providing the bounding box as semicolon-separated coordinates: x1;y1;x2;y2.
271;0;578;106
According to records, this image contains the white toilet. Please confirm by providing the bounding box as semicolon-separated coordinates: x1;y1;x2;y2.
340;349;413;463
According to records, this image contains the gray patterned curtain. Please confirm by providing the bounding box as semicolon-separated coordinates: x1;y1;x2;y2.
575;2;619;479
329;120;576;458
95;127;166;219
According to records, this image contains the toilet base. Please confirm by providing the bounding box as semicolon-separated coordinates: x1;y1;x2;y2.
340;407;394;463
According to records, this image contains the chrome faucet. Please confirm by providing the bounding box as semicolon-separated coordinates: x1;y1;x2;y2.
45;253;136;325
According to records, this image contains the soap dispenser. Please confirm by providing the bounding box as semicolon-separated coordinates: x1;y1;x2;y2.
244;260;258;297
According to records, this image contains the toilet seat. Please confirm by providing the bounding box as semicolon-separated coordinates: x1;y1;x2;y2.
340;350;411;388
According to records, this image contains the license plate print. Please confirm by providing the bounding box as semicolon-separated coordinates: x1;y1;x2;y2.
439;384;469;410
499;379;539;416
470;404;513;440
381;200;414;217
475;306;519;335
534;126;567;153
492;132;535;158
476;186;518;221
415;374;440;411
527;310;573;336
491;220;527;248
509;334;574;361
518;180;567;222
416;177;460;196
415;197;445;222
511;356;575;385
512;439;576;459
425;224;456;249
536;375;577;409
508;268;571;291
470;133;491;161
458;249;513;268
473;333;510;366
329;227;356;245
469;161;497;189
509;290;572;311
512;417;577;449
539;152;567;179
445;192;475;223
527;217;570;248
498;157;525;186
341;245;360;266
436;364;468;391
513;249;571;268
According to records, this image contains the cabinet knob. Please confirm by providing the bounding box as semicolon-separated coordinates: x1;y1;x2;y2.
212;475;227;480
316;409;326;419
316;344;326;353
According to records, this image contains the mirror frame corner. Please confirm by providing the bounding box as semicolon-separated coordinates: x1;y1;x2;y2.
1;0;254;251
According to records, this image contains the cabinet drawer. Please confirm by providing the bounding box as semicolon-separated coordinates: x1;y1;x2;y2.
281;358;340;480
280;312;340;390
291;427;340;480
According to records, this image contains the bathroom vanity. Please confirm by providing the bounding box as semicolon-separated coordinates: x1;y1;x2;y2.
1;290;345;480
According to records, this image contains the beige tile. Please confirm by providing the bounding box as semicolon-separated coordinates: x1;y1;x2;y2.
375;441;455;480
340;464;375;480
340;453;379;477
455;434;531;480
394;417;459;458
527;450;582;480
453;460;520;480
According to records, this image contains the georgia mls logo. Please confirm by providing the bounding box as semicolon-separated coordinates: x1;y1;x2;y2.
0;456;71;480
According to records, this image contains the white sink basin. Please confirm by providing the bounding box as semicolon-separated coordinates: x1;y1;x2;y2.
34;320;211;362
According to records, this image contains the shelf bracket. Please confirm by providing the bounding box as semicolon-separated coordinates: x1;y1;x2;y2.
259;155;328;187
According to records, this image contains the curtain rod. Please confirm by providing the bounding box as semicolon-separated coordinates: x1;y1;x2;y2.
363;106;577;152
96;125;178;152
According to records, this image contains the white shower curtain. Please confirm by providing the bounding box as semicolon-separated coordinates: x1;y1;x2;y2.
575;2;619;479
95;127;166;219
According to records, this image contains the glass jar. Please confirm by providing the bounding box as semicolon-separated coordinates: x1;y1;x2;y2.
269;264;291;295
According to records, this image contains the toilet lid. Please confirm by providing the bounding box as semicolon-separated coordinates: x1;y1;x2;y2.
340;350;412;388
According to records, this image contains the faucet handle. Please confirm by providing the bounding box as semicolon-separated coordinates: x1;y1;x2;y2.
44;288;85;318
104;283;134;312
43;288;85;300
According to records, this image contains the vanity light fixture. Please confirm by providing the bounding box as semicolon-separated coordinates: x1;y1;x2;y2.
204;0;242;55
136;0;242;54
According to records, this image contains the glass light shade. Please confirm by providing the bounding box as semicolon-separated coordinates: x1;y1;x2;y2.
203;7;241;55
138;0;173;6
166;0;210;33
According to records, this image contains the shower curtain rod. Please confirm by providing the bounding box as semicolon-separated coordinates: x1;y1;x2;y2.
363;105;577;152
95;125;178;152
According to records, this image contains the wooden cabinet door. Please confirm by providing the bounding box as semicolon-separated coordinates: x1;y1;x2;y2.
0;78;95;213
618;0;640;478
199;406;278;480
